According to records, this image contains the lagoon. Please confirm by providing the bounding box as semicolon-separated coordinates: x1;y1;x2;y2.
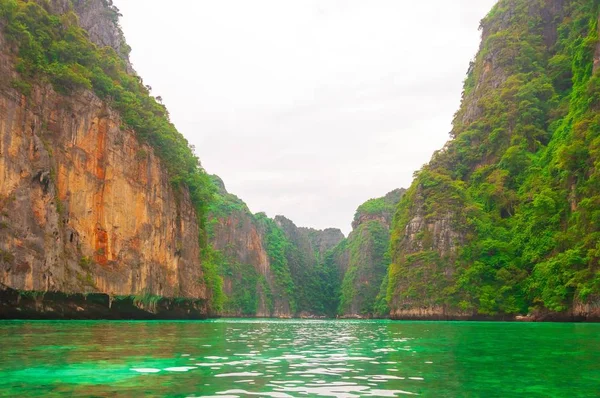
0;319;598;397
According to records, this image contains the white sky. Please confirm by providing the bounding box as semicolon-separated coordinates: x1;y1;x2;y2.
113;0;498;235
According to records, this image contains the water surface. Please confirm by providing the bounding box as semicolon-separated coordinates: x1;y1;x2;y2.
0;319;598;397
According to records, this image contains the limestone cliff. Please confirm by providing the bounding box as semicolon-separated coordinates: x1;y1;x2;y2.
0;0;209;318
208;177;344;318
207;177;291;317
331;189;404;318
0;83;206;298
388;0;600;321
274;215;344;316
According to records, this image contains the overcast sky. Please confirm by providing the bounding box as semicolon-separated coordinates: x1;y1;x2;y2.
113;0;498;235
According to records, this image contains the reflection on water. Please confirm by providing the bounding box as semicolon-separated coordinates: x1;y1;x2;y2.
0;319;598;397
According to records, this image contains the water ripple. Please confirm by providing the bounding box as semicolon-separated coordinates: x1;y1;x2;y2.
8;319;593;396
126;320;425;397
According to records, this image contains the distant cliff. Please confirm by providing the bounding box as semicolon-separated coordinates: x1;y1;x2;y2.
208;181;409;319
274;215;344;317
387;0;600;321
330;189;404;318
208;177;344;317
207;176;289;317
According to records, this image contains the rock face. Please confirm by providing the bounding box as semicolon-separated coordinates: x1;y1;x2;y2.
387;0;600;321
0;1;207;317
274;215;344;316
207;178;287;317
300;226;345;260
208;178;344;318
48;0;133;71
332;189;404;318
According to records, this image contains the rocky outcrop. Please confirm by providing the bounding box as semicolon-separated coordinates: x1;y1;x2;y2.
300;227;345;259
386;182;466;320
0;7;207;317
333;189;404;318
274;216;343;260
456;0;566;128
207;179;293;317
48;0;133;71
351;189;404;230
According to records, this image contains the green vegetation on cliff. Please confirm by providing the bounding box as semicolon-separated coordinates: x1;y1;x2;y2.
331;190;404;318
0;0;221;309
353;189;404;227
337;220;389;316
207;182;344;317
274;217;344;317
255;213;298;314
206;181;297;316
389;0;600;318
214;249;269;316
207;184;404;318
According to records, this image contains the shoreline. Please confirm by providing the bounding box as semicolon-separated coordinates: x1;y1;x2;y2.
0;286;209;321
1;287;598;322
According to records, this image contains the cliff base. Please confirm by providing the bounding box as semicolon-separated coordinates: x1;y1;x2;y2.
0;285;208;320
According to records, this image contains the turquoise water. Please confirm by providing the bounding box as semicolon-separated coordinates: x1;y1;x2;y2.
0;319;598;397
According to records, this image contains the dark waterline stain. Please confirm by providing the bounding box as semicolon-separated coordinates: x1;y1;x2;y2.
0;319;598;397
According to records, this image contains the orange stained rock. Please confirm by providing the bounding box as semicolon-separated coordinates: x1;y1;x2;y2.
94;225;109;266
94;117;107;181
0;73;205;298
